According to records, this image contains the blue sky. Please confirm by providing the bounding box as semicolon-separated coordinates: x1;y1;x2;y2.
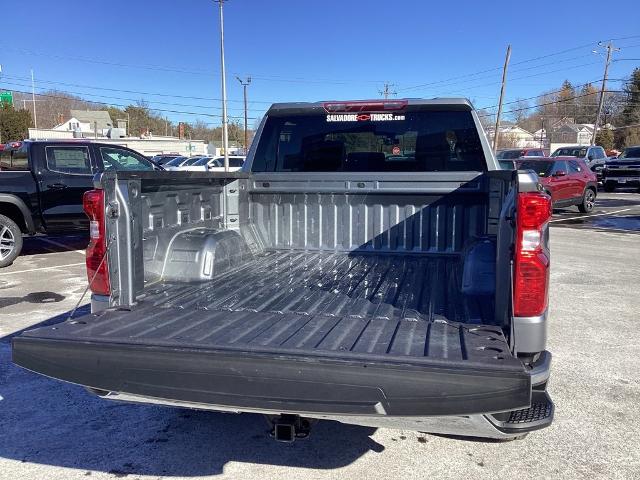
1;0;639;127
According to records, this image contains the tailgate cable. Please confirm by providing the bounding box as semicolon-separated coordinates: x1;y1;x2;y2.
67;240;111;321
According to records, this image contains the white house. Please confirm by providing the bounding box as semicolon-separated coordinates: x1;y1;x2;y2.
486;125;538;148
53;110;114;136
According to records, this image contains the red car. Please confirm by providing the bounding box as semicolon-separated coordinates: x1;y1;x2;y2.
517;157;597;213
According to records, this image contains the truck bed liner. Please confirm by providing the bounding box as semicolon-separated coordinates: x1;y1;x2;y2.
147;250;493;324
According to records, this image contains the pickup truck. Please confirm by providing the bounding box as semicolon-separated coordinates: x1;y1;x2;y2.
602;145;640;192
0;140;157;267
12;99;554;442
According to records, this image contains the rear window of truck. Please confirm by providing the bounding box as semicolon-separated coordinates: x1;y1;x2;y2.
0;147;29;171
252;110;486;172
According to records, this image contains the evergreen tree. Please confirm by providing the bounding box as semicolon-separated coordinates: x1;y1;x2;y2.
614;68;640;148
0;104;32;142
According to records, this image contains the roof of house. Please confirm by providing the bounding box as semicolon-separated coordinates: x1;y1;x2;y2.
69;110;113;130
554;123;594;133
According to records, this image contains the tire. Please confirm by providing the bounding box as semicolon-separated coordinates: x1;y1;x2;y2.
578;188;596;213
0;214;23;268
603;182;616;193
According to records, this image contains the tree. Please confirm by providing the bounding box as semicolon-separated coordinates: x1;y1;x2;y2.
575;83;599;124
595;128;614;150
614;68;640;148
557;80;576;119
510;98;530;125
0;104;32;141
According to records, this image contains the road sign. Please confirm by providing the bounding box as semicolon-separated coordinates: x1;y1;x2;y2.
0;91;13;107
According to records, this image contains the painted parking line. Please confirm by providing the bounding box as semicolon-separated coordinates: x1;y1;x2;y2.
549;207;635;223
0;262;86;276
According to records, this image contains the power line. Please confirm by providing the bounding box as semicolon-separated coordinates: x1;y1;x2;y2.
0;80;266;115
6;87;259;121
477;90;625;117
420;61;602;98
477;78;605;111
399;41;599;92
0;73;275;104
0;44;387;86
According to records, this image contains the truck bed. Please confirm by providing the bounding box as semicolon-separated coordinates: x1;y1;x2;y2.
147;250;493;324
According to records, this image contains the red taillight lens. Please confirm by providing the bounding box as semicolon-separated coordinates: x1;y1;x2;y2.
513;192;551;317
83;189;110;296
323;100;407;113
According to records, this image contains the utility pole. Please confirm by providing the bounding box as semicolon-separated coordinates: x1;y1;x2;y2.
236;76;251;154
215;0;230;171
492;45;511;152
30;69;38;129
379;82;396;99
591;41;619;145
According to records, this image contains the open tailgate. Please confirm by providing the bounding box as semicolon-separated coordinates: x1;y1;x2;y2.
12;306;531;417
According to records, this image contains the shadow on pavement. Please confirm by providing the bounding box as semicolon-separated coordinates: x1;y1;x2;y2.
0;291;65;309
0;307;384;475
20;234;88;256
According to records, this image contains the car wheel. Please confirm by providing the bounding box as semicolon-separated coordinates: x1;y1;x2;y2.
603;182;616;193
578;189;596;213
0;214;23;268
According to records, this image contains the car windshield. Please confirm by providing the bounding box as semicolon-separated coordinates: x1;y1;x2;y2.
620;147;640;159
551;147;587;157
497;150;522;159
182;157;204;166
165;156;187;166
253;109;487;172
193;157;213;166
519;161;554;177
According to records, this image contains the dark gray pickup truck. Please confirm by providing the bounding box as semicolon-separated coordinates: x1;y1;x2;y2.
12;99;554;441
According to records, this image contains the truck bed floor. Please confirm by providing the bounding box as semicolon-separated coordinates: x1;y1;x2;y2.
147;250;493;324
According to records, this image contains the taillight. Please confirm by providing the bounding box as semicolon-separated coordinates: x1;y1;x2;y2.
513;192;552;317
83;189;111;296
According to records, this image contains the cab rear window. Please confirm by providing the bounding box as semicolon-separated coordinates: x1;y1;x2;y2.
252;110;487;172
0;147;29;171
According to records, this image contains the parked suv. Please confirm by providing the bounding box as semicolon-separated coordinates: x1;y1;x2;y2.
0;140;158;267
550;145;608;180
518;157;597;212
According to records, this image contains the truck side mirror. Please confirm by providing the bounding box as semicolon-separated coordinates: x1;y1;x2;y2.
553;170;567;177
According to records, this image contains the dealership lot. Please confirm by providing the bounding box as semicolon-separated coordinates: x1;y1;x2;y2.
1;192;639;480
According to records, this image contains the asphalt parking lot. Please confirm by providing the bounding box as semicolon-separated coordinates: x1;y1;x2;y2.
1;191;639;480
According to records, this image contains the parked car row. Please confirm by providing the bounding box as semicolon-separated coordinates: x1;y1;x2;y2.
160;155;246;172
496;144;640;215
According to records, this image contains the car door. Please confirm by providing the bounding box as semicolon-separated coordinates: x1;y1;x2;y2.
37;144;97;232
548;160;570;202
566;160;586;198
